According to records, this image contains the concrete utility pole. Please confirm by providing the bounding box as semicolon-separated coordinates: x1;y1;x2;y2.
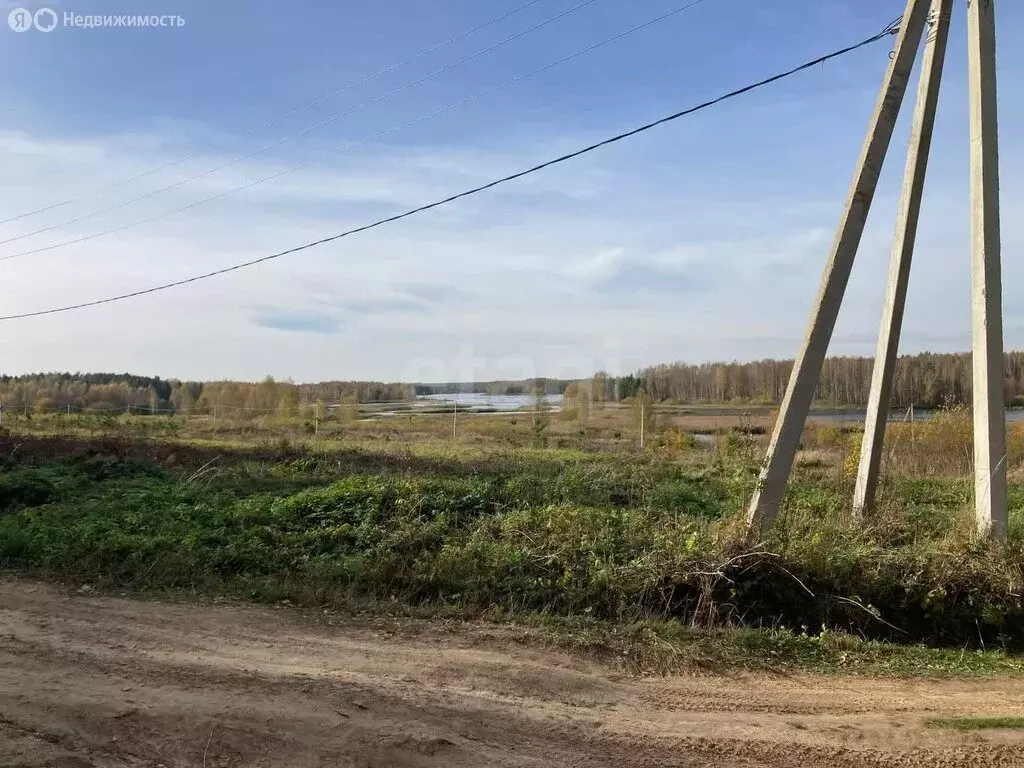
967;0;1007;538
452;396;458;441
854;0;953;516
746;0;931;530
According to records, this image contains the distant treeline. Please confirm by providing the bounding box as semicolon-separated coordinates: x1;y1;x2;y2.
6;351;1024;416
409;353;1024;407
616;352;1024;408
0;373;415;415
415;378;571;396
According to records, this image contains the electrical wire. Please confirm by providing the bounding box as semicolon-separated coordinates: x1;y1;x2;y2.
0;20;900;322
0;0;602;250
0;0;711;263
0;0;548;227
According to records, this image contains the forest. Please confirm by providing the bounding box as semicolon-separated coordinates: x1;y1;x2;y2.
0;373;415;415
4;350;1024;415
415;377;571;396
615;351;1024;408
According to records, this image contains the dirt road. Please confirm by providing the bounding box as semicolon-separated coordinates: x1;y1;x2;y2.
2;579;1024;768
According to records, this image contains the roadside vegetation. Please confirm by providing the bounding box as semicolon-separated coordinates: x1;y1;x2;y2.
3;399;1024;676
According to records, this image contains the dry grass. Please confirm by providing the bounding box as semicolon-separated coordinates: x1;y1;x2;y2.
883;405;975;477
7;403;1024;487
795;406;1024;483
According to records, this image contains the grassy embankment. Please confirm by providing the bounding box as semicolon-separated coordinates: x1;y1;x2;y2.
2;405;1024;675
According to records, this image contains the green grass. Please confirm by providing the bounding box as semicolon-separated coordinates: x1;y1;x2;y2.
534;618;1024;677
927;716;1024;731
3;436;1024;660
86;584;1024;678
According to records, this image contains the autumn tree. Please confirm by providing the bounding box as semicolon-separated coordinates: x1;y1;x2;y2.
531;387;550;447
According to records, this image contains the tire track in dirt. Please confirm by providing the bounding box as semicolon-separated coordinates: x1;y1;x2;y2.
2;578;1024;767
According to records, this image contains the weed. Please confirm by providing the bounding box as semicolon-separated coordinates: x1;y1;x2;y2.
927;716;1024;731
3;427;1024;654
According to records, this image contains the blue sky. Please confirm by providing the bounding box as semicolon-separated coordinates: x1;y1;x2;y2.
0;0;1022;382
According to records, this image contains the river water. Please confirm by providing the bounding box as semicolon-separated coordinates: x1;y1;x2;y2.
420;393;564;412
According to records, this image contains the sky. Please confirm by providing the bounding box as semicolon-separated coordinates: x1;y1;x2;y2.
0;0;1022;383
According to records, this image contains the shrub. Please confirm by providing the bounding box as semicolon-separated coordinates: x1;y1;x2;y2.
0;471;56;514
2;448;1024;648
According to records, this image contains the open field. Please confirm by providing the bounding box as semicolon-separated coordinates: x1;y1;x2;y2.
3;405;1024;645
3;406;1024;765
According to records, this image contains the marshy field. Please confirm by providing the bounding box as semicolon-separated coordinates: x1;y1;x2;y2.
4;402;1024;656
5;404;1024;767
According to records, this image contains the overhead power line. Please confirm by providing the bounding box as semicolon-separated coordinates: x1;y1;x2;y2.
0;0;602;251
0;0;711;263
0;20;901;323
0;0;548;227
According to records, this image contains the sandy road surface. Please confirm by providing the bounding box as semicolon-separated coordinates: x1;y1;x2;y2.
2;579;1024;767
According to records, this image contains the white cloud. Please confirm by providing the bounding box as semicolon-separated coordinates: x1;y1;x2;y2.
0;117;1021;382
